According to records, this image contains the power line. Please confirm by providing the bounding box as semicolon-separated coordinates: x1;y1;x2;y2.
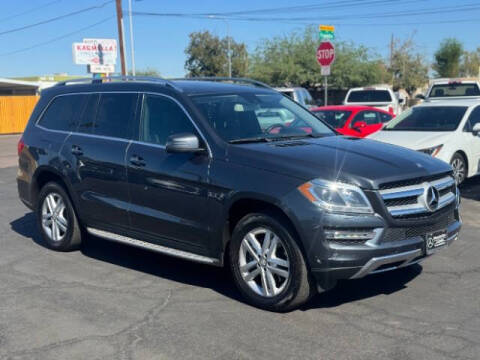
0;0;62;23
130;2;480;24
0;16;114;56
0;0;114;37
205;0;422;16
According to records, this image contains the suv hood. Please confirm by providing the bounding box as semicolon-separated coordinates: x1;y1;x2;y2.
369;130;452;150
227;136;451;190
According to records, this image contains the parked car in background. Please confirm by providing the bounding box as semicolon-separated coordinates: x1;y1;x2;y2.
344;85;402;116
275;87;317;108
311;105;393;138
369;99;480;184
421;78;480;101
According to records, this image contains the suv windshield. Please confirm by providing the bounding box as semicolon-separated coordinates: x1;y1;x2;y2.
347;90;392;103
429;83;480;97
384;106;467;132
313;110;351;128
191;93;334;142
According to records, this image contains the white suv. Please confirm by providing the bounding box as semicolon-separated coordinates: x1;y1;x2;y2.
369;99;480;184
275;87;317;108
344;85;402;115
422;79;480;101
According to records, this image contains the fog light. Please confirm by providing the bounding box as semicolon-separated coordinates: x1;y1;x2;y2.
324;229;376;242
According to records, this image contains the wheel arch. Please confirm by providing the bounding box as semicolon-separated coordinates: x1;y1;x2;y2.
31;166;78;210
223;195;307;268
452;150;469;177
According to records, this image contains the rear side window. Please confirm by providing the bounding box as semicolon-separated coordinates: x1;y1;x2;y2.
93;93;138;139
352;111;381;125
140;94;196;145
347;90;392;103
38;94;87;131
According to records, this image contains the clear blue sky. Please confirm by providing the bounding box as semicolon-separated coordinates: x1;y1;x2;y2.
0;0;479;78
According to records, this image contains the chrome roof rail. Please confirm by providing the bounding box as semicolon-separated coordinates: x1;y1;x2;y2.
170;77;273;90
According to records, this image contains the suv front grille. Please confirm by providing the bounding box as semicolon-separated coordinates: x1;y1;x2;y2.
382;211;455;242
379;175;456;219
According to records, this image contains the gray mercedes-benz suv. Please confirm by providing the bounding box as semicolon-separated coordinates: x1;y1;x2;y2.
17;77;461;311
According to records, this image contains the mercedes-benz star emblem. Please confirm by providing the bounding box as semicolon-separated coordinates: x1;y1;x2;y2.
425;186;439;212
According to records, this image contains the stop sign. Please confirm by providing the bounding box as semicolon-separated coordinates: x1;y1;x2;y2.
316;41;335;66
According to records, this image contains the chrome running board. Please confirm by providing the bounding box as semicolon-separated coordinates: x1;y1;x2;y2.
87;227;219;265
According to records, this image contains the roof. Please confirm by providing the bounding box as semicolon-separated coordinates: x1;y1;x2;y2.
348;86;393;91
46;78;276;97
173;80;274;95
429;78;480;85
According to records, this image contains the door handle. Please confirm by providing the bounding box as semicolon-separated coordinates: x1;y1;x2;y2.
129;155;146;167
71;145;83;155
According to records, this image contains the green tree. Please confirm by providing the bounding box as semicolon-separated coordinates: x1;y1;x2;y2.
460;48;480;77
184;30;248;77
248;26;386;88
388;36;428;94
433;38;463;78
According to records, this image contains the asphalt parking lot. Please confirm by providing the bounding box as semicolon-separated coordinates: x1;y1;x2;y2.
0;135;479;360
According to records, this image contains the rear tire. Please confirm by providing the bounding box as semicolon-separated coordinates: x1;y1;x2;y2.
229;213;314;312
36;182;83;251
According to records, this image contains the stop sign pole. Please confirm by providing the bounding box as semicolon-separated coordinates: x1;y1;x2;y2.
316;41;335;106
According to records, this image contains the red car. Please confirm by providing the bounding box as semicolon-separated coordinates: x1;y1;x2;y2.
310;105;394;138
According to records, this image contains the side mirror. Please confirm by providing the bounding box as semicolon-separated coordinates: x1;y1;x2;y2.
472;123;480;135
353;121;367;130
398;98;405;104
166;133;206;154
415;94;425;100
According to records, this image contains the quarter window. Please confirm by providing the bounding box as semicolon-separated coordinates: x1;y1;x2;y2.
38;94;87;131
140;94;196;145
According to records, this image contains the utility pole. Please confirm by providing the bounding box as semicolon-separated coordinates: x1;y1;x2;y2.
226;19;231;78
128;0;136;76
390;34;394;87
115;0;127;76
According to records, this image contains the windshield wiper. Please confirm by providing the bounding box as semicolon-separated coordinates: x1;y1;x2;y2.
229;136;272;144
270;133;326;141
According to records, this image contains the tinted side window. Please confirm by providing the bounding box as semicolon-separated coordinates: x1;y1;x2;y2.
466;106;480;131
77;94;99;134
352;111;381;126
38;94;87;131
93;93;138;139
140;94;196;146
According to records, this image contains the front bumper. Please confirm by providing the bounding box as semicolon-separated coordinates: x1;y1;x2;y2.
309;208;461;290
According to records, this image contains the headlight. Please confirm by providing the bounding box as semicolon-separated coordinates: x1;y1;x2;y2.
418;144;443;157
298;179;373;214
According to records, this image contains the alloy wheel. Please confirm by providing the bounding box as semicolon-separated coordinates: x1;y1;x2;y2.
238;227;290;297
451;157;466;185
41;193;68;242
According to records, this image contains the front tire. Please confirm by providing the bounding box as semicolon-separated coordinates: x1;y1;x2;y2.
36;182;83;251
229;213;314;312
450;153;467;185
